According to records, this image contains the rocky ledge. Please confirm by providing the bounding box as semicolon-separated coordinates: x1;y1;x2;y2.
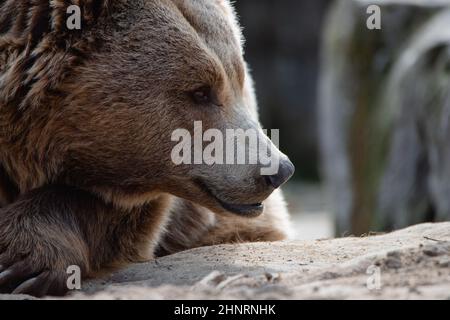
1;222;449;300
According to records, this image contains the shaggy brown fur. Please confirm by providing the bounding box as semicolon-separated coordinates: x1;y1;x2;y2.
0;0;294;297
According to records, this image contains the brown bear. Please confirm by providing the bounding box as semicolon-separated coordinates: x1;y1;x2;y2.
0;0;295;297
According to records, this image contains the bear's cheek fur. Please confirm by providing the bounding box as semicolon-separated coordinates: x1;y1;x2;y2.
55;78;228;193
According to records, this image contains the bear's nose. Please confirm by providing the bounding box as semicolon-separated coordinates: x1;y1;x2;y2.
264;159;295;189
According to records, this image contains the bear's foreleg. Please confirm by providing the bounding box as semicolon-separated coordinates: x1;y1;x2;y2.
0;186;92;296
0;185;170;297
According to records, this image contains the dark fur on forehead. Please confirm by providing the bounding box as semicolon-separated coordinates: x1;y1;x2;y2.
0;0;112;110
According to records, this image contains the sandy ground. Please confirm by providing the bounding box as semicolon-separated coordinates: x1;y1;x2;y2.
2;222;447;300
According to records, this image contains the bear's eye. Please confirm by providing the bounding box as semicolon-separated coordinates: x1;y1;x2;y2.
190;86;214;105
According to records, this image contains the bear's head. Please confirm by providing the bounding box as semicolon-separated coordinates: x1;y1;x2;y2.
0;0;294;217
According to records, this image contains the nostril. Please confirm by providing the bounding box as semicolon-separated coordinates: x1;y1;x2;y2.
264;159;295;189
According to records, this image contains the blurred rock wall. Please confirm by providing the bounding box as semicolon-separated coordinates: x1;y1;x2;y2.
319;0;450;234
235;0;331;181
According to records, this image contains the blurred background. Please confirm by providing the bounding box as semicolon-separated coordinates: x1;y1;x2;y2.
235;0;450;239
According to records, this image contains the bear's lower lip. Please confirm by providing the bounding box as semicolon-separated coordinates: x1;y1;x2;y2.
218;201;264;217
195;180;264;217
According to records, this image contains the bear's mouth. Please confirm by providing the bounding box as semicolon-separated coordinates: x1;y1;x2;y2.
195;180;264;217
